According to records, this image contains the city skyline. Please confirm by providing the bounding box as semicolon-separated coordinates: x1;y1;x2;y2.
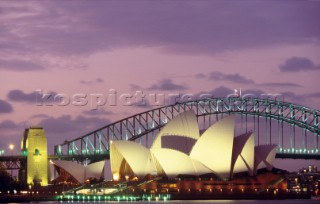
0;1;320;171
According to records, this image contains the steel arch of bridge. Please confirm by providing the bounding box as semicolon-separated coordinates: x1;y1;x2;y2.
54;97;320;161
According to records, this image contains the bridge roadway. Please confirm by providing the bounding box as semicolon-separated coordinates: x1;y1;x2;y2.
51;153;320;161
0;155;26;170
0;151;319;171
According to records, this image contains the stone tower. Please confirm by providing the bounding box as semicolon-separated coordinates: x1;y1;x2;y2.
21;127;48;186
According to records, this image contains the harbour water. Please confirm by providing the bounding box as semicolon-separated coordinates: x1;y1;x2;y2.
27;199;319;204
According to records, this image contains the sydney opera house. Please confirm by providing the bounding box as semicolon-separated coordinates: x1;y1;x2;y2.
51;111;277;185
110;111;277;181
49;111;286;200
52;111;277;184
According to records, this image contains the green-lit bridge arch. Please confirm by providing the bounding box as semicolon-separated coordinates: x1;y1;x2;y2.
54;97;320;161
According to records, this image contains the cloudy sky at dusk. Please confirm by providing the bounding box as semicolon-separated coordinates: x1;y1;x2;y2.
0;0;319;170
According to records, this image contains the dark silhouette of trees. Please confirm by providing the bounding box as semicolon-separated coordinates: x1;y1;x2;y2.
0;163;28;193
0;163;11;192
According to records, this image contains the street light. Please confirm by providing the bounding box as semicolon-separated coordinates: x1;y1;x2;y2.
9;144;14;155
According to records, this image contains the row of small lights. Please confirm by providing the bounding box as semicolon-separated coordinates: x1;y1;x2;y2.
4;187;299;198
58;194;170;202
66;149;107;155
168;188;280;193
56;187;293;202
136;187;286;194
278;148;319;154
0;190;58;195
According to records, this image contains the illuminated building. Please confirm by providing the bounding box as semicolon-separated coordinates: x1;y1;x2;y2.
21;127;48;186
110;111;277;180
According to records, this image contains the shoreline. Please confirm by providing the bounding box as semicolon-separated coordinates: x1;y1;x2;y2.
0;192;312;203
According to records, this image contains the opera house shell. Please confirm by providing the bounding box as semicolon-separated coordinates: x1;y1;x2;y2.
51;160;105;184
111;111;277;181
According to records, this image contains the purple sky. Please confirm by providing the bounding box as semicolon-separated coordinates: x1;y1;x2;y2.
0;0;320;171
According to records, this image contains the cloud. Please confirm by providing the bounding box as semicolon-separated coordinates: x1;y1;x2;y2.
0;100;13;113
0;120;19;129
194;73;206;79
82;109;114;116
131;99;154;109
7;90;37;103
261;82;302;87
129;84;142;91
306;92;320;98
7;89;58;104
38;115;111;134
279;57;320;72
188;86;234;100
30;114;50;119
80;78;104;85
194;86;303;102
147;79;188;91
280;91;305;103
210;86;234;97
1;1;319;58
208;71;255;84
0;59;45;72
0;120;25;137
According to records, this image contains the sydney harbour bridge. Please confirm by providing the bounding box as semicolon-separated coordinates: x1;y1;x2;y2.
0;97;319;175
54;97;320;162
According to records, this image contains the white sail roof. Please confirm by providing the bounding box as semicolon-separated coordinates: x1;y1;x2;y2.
52;160;105;183
190;115;235;179
151;148;211;178
110;140;156;178
231;132;254;177
151;110;200;149
86;161;105;179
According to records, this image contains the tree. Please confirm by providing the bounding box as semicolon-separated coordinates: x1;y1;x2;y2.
0;163;11;193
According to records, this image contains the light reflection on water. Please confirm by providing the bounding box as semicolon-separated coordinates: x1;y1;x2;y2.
30;199;319;204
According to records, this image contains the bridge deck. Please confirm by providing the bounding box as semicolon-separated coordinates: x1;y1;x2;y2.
0;155;26;161
275;153;320;160
1;152;319;163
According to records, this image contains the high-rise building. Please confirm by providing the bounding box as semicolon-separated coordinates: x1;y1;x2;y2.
21;127;48;186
